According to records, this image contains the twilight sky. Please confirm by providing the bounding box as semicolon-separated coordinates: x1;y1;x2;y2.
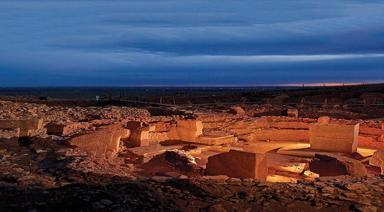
0;0;384;86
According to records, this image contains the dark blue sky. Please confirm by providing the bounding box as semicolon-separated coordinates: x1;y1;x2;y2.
0;0;383;86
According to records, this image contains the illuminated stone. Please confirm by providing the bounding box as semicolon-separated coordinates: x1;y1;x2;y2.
69;124;129;157
369;150;384;174
0;118;43;137
309;123;359;153
206;150;267;181
317;116;330;124
287;108;299;118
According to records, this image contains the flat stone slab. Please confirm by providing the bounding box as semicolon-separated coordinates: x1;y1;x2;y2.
196;134;237;145
276;143;375;158
128;144;185;163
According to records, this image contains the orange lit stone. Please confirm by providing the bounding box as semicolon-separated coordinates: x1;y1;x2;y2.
206;150;267;181
69;124;129;157
309;123;359;153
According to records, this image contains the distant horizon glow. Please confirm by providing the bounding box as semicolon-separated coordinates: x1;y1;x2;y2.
0;0;383;86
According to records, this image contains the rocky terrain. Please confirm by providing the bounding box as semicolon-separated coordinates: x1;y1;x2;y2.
1;85;384;211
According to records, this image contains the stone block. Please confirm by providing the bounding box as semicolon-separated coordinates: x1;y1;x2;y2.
129;127;150;147
69;124;129;157
149;122;173;132
318;116;330;124
148;132;169;143
309;123;359;153
176;119;203;141
206;150;268;181
126;121;151;147
196;134;237;145
357;135;384;150
0;128;20;139
46;122;89;136
359;126;383;136
0;118;43;137
287;108;299;118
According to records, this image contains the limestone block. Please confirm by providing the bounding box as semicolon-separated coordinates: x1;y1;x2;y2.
46;122;89;136
0;118;43;137
126;121;150;147
176;119;203;141
130;127;150;147
149;121;173;132
196;135;237;145
359;126;383;136
69;124;129;157
358;135;384;149
206;150;268;181
287;109;299;118
318;116;330;124
148;132;169;143
0;128;20;139
309;123;359;153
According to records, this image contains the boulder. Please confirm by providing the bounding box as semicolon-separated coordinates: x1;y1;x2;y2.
141;150;201;175
230;106;246;115
310;153;367;177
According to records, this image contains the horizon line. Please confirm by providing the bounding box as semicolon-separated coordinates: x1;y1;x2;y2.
0;81;383;89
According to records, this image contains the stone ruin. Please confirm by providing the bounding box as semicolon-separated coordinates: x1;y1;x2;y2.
2;104;384;183
0;118;43;137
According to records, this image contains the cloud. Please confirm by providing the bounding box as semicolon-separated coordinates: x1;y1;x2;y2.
0;0;383;86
